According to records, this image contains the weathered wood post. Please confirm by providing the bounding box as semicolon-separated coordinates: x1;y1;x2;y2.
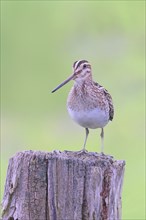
2;150;125;220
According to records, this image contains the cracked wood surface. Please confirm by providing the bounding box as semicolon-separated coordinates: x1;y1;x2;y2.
2;150;125;220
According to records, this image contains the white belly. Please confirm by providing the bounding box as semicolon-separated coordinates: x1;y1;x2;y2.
68;107;109;129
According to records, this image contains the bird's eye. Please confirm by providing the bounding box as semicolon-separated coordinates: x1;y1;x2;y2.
83;64;87;69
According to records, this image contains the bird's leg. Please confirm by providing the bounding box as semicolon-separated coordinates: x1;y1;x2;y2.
100;128;104;153
82;128;89;151
75;128;89;155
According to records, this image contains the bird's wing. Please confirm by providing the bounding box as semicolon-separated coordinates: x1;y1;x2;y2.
94;82;114;121
103;88;114;121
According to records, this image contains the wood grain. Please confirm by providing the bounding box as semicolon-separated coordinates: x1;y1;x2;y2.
2;150;125;220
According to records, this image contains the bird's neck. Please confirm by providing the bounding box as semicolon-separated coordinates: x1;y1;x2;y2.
74;75;93;88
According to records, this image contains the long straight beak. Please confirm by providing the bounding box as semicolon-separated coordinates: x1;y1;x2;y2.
51;74;74;93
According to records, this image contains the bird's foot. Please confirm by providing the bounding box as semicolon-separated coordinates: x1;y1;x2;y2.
100;151;105;156
63;149;88;156
75;148;88;155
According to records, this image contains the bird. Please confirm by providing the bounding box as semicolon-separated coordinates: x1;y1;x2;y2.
52;60;114;152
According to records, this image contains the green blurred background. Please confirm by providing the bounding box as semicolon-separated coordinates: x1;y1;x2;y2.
1;1;145;219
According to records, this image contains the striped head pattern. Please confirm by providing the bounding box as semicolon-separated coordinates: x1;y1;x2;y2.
72;60;92;82
51;60;91;93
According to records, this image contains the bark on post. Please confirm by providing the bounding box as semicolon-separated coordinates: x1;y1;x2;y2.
2;150;125;220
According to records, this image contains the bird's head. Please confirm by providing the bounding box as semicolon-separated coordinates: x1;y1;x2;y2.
52;60;92;93
72;60;92;82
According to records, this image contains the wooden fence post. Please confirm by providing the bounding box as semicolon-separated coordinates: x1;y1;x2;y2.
1;150;125;220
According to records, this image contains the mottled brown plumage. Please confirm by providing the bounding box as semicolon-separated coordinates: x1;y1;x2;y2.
52;60;114;152
93;82;114;121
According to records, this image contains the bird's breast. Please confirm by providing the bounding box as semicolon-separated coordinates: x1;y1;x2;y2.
67;107;109;129
67;83;110;128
